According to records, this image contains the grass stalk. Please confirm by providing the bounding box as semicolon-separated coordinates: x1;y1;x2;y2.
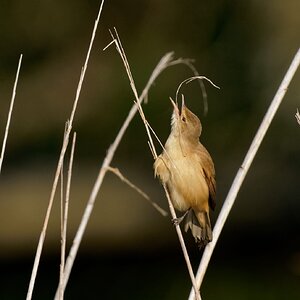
54;49;203;298
59;132;76;300
26;1;105;298
105;166;168;217
54;50;174;300
59;157;64;300
0;54;23;174
109;28;201;300
188;47;300;300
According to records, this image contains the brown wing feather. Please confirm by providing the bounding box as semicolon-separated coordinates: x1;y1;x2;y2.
197;143;216;211
203;168;216;210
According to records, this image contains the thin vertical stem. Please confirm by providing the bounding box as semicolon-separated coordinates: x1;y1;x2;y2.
54;51;202;298
0;54;23;174
110;29;201;300
59;132;76;300
188;47;300;300
26;1;105;299
54;51;176;300
59;160;64;300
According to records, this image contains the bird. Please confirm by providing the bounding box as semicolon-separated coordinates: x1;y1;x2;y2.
154;97;216;248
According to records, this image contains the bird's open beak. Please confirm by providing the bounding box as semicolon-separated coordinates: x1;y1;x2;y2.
181;96;185;112
169;97;180;117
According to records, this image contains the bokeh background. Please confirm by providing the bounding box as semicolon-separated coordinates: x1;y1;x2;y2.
0;0;299;299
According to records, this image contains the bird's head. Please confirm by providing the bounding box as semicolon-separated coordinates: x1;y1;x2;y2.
170;97;202;142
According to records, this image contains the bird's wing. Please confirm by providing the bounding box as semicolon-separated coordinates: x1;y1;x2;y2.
197;144;216;211
203;167;216;211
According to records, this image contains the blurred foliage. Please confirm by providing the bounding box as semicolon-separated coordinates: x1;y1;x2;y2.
0;0;300;299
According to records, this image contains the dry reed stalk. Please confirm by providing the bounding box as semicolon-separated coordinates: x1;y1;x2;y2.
175;76;219;104
58;123;68;299
26;1;105;299
109;28;201;300
59;132;76;300
0;54;23;174
59;159;64;299
167;59;208;115
105;166;168;216
188;47;300;300
295;109;300;125
55;48;206;299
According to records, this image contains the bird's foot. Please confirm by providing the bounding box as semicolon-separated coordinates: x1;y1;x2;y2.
171;209;190;226
172;216;184;226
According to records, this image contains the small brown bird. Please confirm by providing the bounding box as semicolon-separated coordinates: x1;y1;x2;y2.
154;98;216;248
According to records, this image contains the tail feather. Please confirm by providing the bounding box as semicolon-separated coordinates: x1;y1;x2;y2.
184;210;212;249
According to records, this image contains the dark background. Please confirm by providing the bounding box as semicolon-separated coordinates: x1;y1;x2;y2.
0;0;299;299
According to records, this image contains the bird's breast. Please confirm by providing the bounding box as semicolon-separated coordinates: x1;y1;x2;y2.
165;143;209;212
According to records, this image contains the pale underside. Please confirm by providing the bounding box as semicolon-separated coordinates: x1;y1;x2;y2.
154;135;209;213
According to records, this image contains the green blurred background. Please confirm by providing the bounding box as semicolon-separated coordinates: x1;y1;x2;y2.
0;0;299;299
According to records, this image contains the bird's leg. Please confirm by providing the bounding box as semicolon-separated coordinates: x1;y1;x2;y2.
172;209;191;226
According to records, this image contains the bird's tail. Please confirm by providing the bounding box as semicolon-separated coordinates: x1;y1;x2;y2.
184;209;212;249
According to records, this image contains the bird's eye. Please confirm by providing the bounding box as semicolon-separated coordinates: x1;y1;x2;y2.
182;116;186;122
